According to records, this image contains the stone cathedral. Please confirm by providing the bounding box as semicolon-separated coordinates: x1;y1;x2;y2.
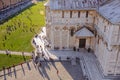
44;0;120;76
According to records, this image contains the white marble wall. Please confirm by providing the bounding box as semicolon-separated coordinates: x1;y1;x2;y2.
45;5;120;76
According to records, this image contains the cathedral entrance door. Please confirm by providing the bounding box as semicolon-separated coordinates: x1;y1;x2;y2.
79;39;86;48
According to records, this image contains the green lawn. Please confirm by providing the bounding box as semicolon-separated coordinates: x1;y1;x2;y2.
0;54;31;70
0;1;46;52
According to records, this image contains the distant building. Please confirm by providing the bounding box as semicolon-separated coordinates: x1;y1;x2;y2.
0;0;30;10
45;0;120;76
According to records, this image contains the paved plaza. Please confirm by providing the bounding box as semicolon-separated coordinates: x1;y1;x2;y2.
0;60;84;80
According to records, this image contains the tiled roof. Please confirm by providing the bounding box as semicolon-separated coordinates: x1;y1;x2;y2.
49;0;106;10
46;0;120;25
99;0;120;25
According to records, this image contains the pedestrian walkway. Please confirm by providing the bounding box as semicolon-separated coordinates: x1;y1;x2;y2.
33;27;50;59
0;50;32;56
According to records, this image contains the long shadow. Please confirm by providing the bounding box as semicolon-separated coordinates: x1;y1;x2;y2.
7;67;12;77
8;67;12;77
37;62;51;80
21;64;25;75
42;60;51;70
37;66;44;78
13;66;17;78
32;60;37;69
51;61;58;70
60;61;84;80
26;61;31;70
41;65;50;80
3;68;6;80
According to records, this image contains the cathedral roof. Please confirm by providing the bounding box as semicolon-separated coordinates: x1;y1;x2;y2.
99;0;120;25
49;0;106;10
46;0;120;25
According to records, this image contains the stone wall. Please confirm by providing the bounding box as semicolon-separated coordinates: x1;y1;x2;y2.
95;13;120;75
51;10;96;25
45;3;120;76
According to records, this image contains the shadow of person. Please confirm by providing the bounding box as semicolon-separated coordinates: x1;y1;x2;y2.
42;66;50;80
21;64;25;75
43;61;50;70
51;61;58;70
9;67;12;77
13;65;17;78
3;67;6;80
26;61;31;70
32;60;37;69
37;66;44;78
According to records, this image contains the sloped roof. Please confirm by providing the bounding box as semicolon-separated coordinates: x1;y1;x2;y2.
99;0;120;25
75;27;94;37
49;0;106;10
45;0;120;25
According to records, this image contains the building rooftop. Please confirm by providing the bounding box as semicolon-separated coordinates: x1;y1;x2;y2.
46;0;120;25
49;0;106;10
99;0;120;25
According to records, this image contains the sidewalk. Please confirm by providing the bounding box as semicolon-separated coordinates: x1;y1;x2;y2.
0;50;32;56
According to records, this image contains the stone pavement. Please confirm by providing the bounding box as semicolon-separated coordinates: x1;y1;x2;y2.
47;50;112;80
0;60;84;80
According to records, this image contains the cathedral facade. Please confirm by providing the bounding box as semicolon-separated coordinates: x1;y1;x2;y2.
45;0;120;76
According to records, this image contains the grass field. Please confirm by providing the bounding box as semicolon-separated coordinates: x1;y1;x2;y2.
0;1;46;52
0;54;31;70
